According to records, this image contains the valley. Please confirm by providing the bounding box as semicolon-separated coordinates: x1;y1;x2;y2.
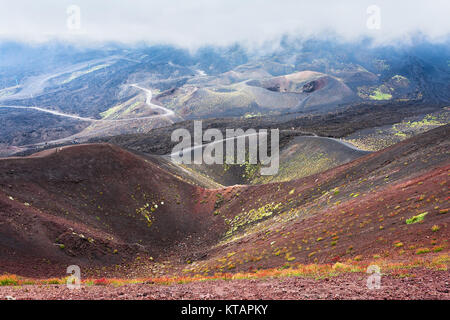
0;39;448;300
0;124;448;299
1;39;450;158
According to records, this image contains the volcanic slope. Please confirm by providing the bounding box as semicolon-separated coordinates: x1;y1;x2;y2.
0;125;448;279
0;144;227;277
179;135;370;186
181;124;449;275
157;70;356;119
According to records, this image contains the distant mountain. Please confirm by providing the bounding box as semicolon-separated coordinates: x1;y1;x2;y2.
0;37;449;153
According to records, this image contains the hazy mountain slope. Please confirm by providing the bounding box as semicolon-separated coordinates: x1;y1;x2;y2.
1;39;448;153
156;70;357;118
178;135;369;186
252;136;371;184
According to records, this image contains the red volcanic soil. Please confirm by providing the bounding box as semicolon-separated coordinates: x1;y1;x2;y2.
0;144;231;277
0;268;448;300
182;124;450;274
0;124;448;289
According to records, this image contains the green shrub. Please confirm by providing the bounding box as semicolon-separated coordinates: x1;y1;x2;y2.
415;248;431;255
214;193;224;209
0;278;18;286
431;225;440;232
406;212;428;224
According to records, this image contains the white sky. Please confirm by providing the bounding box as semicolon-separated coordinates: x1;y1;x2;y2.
0;0;449;48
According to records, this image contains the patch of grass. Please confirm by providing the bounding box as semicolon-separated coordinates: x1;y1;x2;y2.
369;88;392;100
214;193;224;209
285;253;296;261
43;278;63;285
2;253;450;287
94;278;109;286
431;225;440;232
65;64;109;83
224;202;283;238
406;212;428;224
0;275;18;286
415;248;431;255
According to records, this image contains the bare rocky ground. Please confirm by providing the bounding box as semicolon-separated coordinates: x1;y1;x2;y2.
0;269;448;300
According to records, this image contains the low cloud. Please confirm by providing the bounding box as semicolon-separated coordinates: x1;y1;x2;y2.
0;0;449;48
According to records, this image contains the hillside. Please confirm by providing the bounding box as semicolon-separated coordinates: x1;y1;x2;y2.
158;70;357;118
0;125;448;280
178;135;370;186
185;124;449;274
0;144;224;277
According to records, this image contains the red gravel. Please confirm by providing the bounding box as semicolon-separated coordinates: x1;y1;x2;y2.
0;269;448;300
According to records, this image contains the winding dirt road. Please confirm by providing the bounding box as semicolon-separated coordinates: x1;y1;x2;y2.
0;105;97;121
0;84;175;123
169;131;367;161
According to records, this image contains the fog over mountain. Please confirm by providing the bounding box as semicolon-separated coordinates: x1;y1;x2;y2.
0;0;449;48
0;0;449;302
